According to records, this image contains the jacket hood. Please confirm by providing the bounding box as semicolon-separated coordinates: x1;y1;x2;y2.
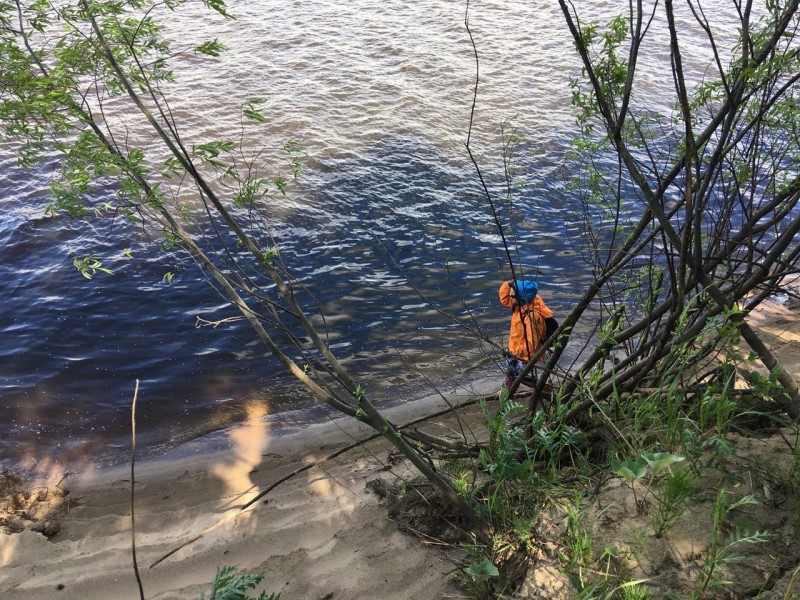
514;279;539;304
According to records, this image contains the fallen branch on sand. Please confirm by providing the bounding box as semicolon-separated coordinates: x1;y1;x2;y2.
149;393;495;568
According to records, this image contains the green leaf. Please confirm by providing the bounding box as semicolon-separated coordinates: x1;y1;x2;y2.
192;141;235;164
73;256;113;279
161;156;185;178
282;140;302;153
195;39;227;57
639;451;684;476
243;98;267;122
465;558;499;579
728;494;758;511
611;456;647;482
200;565;277;600
261;247;278;263
202;0;233;19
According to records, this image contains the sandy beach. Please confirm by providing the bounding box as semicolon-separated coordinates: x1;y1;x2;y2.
1;380;499;600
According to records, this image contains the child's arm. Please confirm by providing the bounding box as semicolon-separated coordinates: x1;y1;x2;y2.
499;281;516;308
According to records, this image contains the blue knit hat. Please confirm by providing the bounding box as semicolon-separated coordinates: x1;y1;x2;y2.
514;279;538;304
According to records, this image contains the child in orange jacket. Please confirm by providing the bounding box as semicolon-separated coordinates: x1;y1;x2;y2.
499;279;558;388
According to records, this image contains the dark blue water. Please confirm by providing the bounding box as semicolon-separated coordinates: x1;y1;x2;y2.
0;132;591;468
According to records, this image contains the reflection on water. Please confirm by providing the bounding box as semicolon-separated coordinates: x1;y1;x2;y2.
210;398;270;504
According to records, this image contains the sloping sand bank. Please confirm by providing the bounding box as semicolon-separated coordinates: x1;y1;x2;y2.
0;384;497;599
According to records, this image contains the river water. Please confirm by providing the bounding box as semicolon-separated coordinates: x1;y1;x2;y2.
0;0;738;469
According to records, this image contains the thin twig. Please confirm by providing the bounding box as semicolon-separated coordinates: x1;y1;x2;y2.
130;379;145;600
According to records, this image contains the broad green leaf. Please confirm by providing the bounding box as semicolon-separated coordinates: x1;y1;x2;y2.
611;456;646;482
639;451;684;475
465;558;499;579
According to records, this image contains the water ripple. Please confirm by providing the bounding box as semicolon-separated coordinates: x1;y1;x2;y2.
0;0;733;468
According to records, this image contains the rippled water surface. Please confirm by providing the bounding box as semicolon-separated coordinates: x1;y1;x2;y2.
0;0;738;468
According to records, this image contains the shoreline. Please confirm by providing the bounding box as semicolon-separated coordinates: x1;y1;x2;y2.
3;299;799;599
4;372;501;485
1;377;499;600
85;375;500;487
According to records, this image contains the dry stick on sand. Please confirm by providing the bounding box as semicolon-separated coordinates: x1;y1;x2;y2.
130;380;146;600
149;394;495;568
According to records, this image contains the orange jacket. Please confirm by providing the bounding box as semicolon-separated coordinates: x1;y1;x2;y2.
499;281;554;362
